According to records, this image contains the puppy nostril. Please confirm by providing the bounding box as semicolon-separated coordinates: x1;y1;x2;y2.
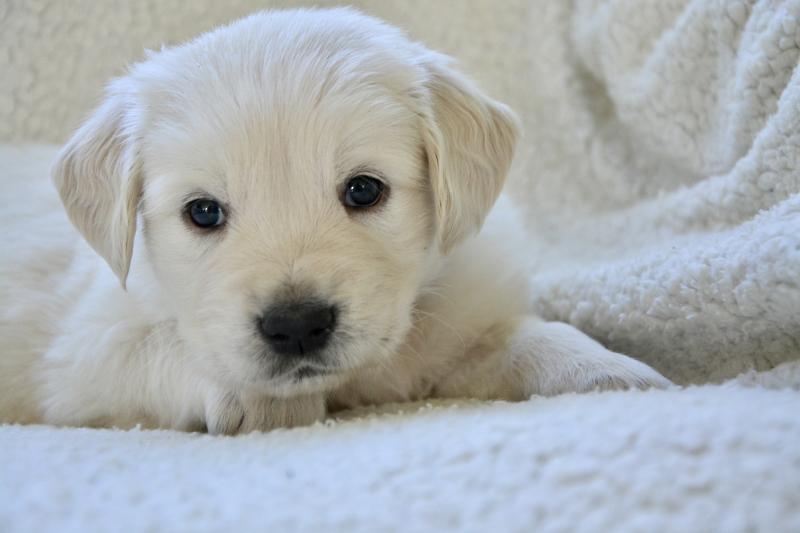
309;327;328;338
269;333;290;342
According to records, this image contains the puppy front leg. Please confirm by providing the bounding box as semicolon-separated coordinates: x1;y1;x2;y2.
435;317;671;400
39;343;210;432
41;345;325;435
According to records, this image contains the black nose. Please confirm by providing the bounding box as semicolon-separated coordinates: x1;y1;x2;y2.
258;301;337;357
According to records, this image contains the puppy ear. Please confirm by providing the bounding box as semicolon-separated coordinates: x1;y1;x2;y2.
52;81;142;288
420;54;519;253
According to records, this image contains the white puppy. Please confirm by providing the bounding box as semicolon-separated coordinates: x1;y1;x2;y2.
0;8;669;434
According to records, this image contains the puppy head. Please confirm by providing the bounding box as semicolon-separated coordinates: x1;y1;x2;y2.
53;8;518;395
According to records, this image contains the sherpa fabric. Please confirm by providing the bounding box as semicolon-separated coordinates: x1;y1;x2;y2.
2;1;799;532
1;364;799;533
510;0;800;384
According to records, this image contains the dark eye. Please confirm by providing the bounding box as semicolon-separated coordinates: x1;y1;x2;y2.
343;175;385;208
187;199;226;229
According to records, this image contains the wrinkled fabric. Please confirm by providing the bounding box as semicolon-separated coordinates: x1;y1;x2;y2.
512;0;800;384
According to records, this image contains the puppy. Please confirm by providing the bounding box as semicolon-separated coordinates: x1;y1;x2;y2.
0;8;670;434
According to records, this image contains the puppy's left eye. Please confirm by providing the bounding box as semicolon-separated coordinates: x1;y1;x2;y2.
343;175;386;208
186;199;226;229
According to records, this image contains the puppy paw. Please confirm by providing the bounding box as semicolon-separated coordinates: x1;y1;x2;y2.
505;319;673;397
204;390;325;435
237;393;326;434
203;391;245;435
567;353;673;394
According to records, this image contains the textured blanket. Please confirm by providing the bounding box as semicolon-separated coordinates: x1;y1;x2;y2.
3;145;795;532
2;364;799;532
510;0;800;384
2;1;799;532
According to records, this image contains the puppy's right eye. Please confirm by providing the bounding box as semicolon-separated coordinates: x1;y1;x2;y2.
186;199;226;229
342;175;385;209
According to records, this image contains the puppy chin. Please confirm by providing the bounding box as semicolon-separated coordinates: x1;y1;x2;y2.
264;370;350;398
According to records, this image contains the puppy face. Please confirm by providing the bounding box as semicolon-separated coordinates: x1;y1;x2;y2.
138;31;434;394
53;8;518;396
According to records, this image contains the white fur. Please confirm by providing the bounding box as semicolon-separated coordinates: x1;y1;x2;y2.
0;8;669;434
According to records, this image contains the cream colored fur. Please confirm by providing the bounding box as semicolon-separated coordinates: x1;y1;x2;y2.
0;8;669;434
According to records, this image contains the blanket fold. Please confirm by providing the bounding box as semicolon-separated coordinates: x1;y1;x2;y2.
512;0;800;383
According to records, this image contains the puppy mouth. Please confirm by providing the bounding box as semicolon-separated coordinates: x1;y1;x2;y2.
268;357;338;381
258;359;358;397
292;365;334;381
275;362;343;387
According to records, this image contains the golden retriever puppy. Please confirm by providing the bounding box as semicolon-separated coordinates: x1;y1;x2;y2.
0;8;669;434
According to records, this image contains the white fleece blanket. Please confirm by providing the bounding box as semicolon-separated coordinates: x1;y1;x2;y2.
2;1;800;531
511;0;800;384
1;365;799;532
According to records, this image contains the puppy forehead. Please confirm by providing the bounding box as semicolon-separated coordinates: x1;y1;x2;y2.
136;9;428;200
146;95;422;194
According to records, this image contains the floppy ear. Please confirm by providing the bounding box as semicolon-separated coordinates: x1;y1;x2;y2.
52;81;142;288
420;54;519;253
